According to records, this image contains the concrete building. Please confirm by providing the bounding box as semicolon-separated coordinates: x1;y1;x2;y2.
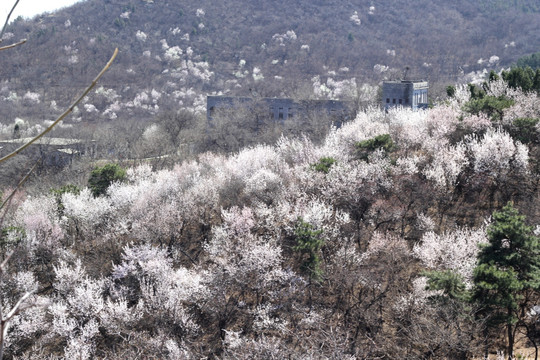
382;80;428;111
0;137;95;167
206;96;354;126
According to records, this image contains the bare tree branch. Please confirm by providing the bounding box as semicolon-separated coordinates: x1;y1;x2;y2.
3;290;36;323
0;288;37;360
0;0;20;40
0;47;119;164
0;38;26;51
0;251;13;275
0;159;39;218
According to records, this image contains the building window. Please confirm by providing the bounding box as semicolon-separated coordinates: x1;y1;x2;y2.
386;98;390;103
278;107;284;120
393;99;396;104
399;99;402;104
269;107;274;118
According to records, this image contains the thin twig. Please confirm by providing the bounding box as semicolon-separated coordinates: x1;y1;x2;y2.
0;0;20;40
0;47;119;164
0;38;26;51
0;158;39;218
3;289;35;323
0;288;35;360
0;251;13;275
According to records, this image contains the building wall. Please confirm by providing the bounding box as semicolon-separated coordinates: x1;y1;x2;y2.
207;96;354;125
383;81;428;110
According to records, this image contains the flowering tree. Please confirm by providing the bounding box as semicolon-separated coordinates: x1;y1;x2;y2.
0;2;118;357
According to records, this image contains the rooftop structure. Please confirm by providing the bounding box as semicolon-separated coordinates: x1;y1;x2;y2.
382;80;428;111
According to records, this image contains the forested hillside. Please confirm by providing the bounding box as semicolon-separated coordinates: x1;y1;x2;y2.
1;0;540;358
1;0;539;123
1;0;539;189
1;75;540;358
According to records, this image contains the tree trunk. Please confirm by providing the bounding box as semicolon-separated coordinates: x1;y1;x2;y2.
507;319;514;360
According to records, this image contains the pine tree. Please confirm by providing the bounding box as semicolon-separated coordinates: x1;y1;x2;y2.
472;203;540;360
293;218;324;282
88;163;126;197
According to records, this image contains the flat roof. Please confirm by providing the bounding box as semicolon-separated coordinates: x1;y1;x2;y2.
383;80;427;84
0;137;84;146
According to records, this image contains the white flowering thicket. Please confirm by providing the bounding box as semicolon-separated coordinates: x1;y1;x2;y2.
413;227;488;283
4;92;540;358
135;30;147;42
373;64;388;73
350;11;361;25
23;91;40;104
467;128;528;176
272;30;297;45
164;46;183;62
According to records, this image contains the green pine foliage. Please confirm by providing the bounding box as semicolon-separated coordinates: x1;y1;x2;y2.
507;117;540;144
88;163;127;197
446;85;456;98
516;51;540;69
472;202;540;358
463;93;515;122
293;218;324;282
311;157;337;174
502;66;539;93
424;270;468;302
355;134;395;160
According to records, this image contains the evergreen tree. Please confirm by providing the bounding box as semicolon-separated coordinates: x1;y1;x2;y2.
293;218;324;282
502;67;535;92
516;51;540;69
534;69;540;93
87;163;127;197
472;203;540;360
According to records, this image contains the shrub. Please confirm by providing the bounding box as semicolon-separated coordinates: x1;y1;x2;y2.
463;95;515;122
51;184;81;216
508;117;539;144
355;134;395;160
293;218;324;282
88;163;126;197
311;157;336;174
446;85;456;98
502;66;537;92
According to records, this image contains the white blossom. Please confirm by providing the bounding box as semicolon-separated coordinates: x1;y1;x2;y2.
164;46;183;61
136;30;147;42
488;55;500;65
373;64;388;73
350;11;361;25
23;91;40;104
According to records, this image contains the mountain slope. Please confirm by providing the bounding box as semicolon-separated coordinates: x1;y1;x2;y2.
0;0;538;152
